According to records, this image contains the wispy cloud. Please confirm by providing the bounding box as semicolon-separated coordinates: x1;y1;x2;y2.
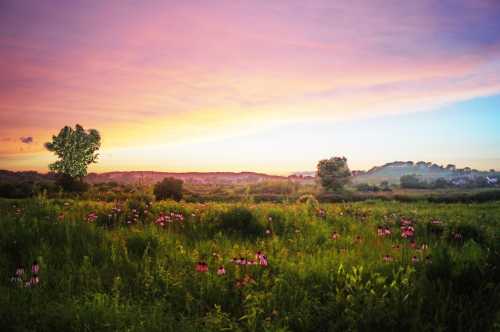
19;136;33;144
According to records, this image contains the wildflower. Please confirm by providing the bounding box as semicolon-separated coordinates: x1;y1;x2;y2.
384;228;391;236
400;218;412;226
400;225;415;238
392;244;401;250
411;256;419;263
30;274;39;286
155;214;166;226
32;261;40;274
195;262;208;273
453;232;463;240
409;241;417;249
259;255;268;267
255;251;263;260
217;266;226;275
383;255;393;262
86;212;98;223
16;267;24;277
265;229;272;235
331;231;339;240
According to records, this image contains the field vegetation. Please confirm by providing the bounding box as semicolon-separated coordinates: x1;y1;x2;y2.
1;196;499;331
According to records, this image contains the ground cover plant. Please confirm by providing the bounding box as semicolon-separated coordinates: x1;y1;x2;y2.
1;197;499;331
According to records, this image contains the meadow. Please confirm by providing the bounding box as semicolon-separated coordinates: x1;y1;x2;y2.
1;196;499;331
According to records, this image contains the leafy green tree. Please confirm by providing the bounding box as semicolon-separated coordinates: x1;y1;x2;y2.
317;156;351;191
400;174;427;189
153;177;183;201
45;124;100;192
433;177;449;189
45;124;101;178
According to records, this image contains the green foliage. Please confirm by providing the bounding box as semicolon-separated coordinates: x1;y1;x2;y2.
0;199;499;331
356;183;381;192
317;156;351;191
45;124;101;179
153;177;183;201
218;206;264;237
400;174;428;189
55;173;90;193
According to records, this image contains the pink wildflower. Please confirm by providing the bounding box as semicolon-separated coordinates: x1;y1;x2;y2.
195;262;208;273
259;255;268;267
30;275;39;286
16;267;24;277
217;266;226;275
31;261;39;274
383;255;393;262
400;225;415;238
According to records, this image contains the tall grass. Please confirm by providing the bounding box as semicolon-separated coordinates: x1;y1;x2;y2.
0;198;499;331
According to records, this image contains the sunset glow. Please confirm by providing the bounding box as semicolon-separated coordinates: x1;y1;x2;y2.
1;1;500;173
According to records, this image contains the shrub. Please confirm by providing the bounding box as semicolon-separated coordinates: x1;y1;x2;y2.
218;206;263;237
153;177;183;201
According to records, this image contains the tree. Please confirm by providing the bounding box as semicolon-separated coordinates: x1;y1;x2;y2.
317;156;351;191
45;124;100;192
446;164;456;171
45;124;101;178
433;177;449;189
153;177;183;201
400;174;427;189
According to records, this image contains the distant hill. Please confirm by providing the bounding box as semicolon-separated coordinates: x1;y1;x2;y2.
85;171;291;185
351;161;496;185
0;170;313;185
0;170;56;183
1;161;495;187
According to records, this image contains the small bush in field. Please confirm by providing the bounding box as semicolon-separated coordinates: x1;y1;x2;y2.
218;206;263;237
153;177;183;201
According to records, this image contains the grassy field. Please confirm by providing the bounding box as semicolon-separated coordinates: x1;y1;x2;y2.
1;197;499;331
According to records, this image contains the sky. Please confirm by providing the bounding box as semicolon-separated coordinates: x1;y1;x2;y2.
1;0;500;174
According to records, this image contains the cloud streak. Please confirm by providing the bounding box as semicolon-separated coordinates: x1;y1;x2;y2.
19;136;33;144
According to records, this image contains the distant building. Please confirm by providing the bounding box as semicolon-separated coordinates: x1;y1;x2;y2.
486;176;498;185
